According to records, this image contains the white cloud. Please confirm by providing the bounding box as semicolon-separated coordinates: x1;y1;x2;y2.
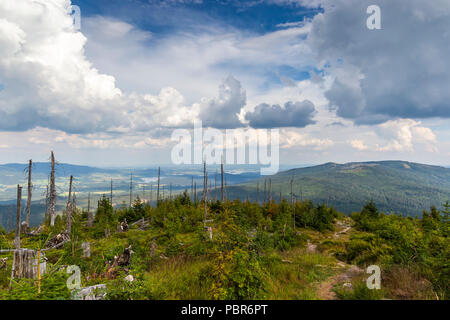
350;140;368;151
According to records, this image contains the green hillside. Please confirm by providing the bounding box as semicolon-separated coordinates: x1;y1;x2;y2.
226;161;450;216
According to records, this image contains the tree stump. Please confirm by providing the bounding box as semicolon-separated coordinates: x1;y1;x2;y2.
150;240;156;257
11;249;46;280
20;221;29;234
82;242;91;258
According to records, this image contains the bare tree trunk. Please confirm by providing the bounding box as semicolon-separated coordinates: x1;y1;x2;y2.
279;186;282;203
8;205;13;233
221;162;224;202
67;175;73;234
49;151;56;226
25;160;32;228
15;185;22;249
290;178;293;205
44;184;49;225
191;176;194;201
129;173;133;207
214;169;217;201
269;179;272;202
110;178;113;205
194;182;197;204
149;184;153;207
256;182;259;204
203;162;207;226
264;180;267;205
157;167;161;205
87;192;93;228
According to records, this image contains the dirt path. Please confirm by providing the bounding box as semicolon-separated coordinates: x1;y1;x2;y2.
317;219;363;300
317;264;364;300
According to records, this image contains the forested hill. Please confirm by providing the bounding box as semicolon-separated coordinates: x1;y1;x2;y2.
227;161;450;216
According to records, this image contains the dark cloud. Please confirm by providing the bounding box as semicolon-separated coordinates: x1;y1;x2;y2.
200;75;246;129
308;0;450;124
245;100;316;128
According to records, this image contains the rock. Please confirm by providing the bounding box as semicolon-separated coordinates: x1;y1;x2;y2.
72;284;107;300
343;282;353;289
306;240;317;253
124;275;135;282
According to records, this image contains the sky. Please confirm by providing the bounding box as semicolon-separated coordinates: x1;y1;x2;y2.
0;0;449;167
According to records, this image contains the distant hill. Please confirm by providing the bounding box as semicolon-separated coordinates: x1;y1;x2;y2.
226;161;450;216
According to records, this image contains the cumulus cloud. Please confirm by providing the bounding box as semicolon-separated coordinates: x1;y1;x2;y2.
307;0;450;124
348;119;438;153
245;100;316;128
280;130;333;149
198;75;246;129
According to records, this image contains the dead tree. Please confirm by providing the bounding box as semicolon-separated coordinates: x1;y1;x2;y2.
44;184;49;224
49;151;56;226
269;179;272;202
191;176;194;201
279;186;282;203
256;182;259;204
221;162;224;202
14;185;22;249
263;180;267;205
87;192;93;228
129;173;133;207
7;205;12;233
66;175;73;234
157;167;161;205
194;182;197;203
203;162;207;226
149;184;153;207
25;159;32;227
290;177;295;230
110;178;113;205
214;169;218;201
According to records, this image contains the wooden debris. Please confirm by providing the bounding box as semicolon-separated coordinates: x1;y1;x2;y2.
72;284;107;300
45;231;70;248
117;219;129;233
105;246;134;279
0;258;7;270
